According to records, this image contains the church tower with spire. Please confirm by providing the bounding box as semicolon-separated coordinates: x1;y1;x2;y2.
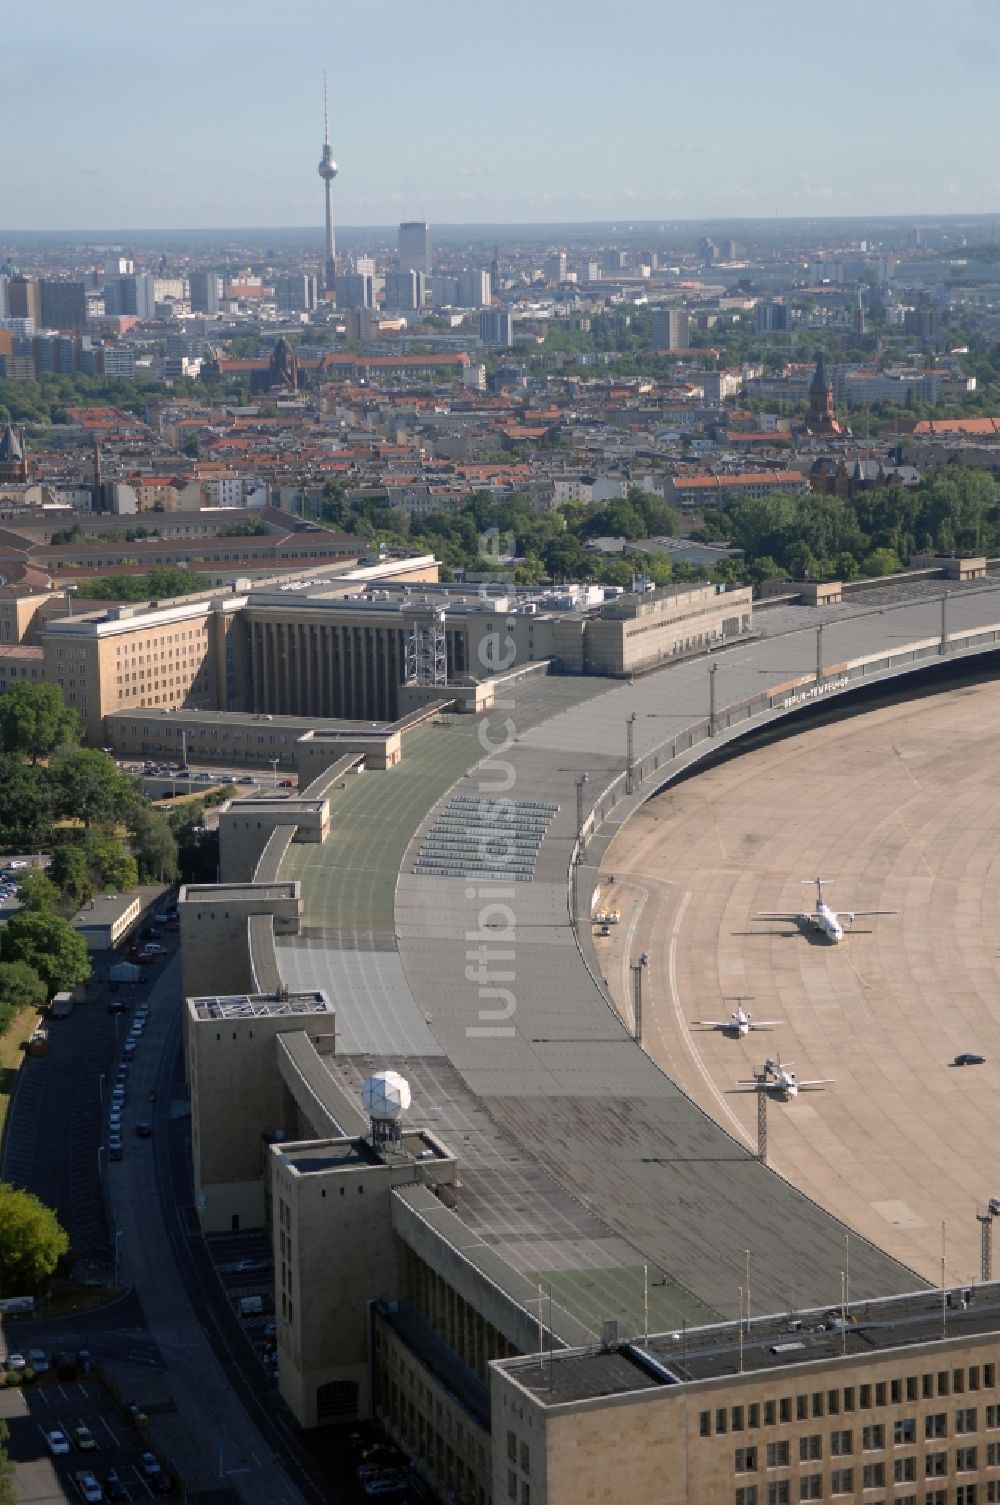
806;351;842;435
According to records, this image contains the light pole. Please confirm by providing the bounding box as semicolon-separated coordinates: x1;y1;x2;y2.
114;1230;123;1286
181;729;187;770
65;583;78;618
98;1072;105;1105
271;757;280;789
626;712;637;797
816;623;824;681
709;661;719;737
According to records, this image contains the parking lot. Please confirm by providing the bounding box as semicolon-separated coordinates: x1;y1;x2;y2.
205;1231;278;1386
1;1376;176;1502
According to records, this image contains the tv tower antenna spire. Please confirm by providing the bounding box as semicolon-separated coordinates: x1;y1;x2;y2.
317;71;338;292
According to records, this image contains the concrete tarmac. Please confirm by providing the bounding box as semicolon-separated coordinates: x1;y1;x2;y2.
598;679;1000;1290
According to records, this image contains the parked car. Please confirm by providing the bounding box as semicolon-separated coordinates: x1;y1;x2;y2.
104;1473;128;1501
140;1451;163;1477
75;1422;97;1450
28;1348;49;1373
45;1429;70;1455
75;1470;103;1504
954;1052;986;1066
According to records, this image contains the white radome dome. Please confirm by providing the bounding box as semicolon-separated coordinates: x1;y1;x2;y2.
362;1071;411;1122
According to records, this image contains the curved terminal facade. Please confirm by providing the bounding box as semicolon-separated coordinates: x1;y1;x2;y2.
180;577;1000;1505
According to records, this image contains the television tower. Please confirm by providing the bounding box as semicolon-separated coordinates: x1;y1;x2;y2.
317;72;338;293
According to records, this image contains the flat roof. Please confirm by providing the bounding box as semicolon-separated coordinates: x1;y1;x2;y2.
189;991;329;1022
503;1283;1000;1405
107;707;392;733
272;576;1000;1336
72;892;140;927
180;882;297;903
274;1137;382;1173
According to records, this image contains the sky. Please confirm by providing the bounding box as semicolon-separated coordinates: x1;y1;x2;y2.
5;0;999;231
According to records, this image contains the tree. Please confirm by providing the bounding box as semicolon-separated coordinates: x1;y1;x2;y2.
0;960;47;1013
862;546;904;577
51;748;136;828
14;871;59;913
49;843;93;908
0;755;53;848
0;684;81;763
0;911;89;996
128;806;178;883
0;1184;69;1295
84;831;138;892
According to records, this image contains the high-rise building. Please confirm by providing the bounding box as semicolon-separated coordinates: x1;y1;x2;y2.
188;271;221;315
8;277;40;325
275;275;318;313
317;74;338;292
398;222;431;275
545;251;567;282
457;269;491;308
342;307;374;342
104;273;155;320
479;308;513;346
755;301;790;335
39;281;88;332
384;270;425;311
650;308;689;351
335;274;374;311
0;276;8;318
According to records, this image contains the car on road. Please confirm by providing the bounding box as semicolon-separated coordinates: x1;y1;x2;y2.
75;1470;103;1503
77;1348;94;1374
122;1044;136;1062
136;1122;152;1138
46;1428;70;1455
75;1422;97;1450
108;1112;122;1132
954;1052;986;1066
140;1451;163;1477
28;1348;50;1373
237;775;255;785
5;1352;25;1371
236;1257;272;1273
109;1143;123;1162
279;778;295;788
142;943;163;954
151;1474;173;1495
103;1473;128;1501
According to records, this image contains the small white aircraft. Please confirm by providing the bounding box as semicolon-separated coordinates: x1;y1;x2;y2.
694;1000;783;1038
739;1055;834;1101
754;877;896;944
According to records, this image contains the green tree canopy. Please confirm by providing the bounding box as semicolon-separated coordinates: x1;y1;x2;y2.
84;830;138;892
0;756;53;848
0;1183;69;1296
128;806;179;883
49;843;93;908
51;748;137;828
0;684;81;763
0;960;47;1013
14;871;60;913
0;911;89;996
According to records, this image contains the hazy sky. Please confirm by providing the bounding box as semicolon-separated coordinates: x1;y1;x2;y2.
6;0;998;230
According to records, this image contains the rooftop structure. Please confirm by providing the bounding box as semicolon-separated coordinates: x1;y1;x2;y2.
189;990;330;1022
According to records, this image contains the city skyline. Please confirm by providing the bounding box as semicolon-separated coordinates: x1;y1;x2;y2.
5;0;998;232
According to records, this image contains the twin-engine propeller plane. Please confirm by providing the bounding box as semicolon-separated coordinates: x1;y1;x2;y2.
754;877;896;944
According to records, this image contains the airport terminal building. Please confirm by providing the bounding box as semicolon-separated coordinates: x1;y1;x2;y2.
172;575;1000;1503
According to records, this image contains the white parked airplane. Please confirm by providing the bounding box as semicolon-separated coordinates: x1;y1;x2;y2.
739;1056;834;1101
694;1001;783;1038
754;877;896;944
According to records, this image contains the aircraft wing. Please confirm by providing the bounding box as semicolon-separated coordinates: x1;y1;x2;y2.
753;912;805;922
749;1020;783;1029
797;1079;835;1090
693;1020;728;1030
837;909;897;918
